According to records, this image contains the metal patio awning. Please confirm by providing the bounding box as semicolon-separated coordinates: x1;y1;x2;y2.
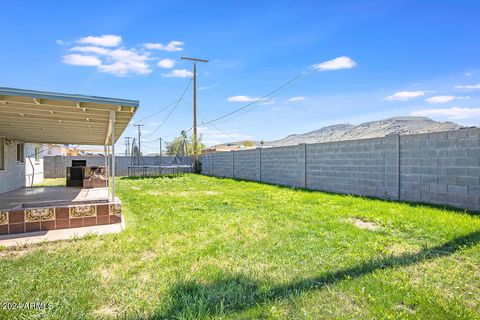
0;87;139;145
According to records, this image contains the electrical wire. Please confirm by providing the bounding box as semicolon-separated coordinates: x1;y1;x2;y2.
143;78;193;139
133;100;178;124
181;98;239;141
200;67;313;126
140;65;314;143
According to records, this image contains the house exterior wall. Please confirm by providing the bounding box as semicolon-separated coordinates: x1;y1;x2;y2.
25;143;44;187
0;140;44;194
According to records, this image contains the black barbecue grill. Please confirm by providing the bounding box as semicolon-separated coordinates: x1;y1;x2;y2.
66;160;87;187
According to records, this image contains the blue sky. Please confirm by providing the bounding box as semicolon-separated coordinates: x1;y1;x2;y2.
1;1;480;153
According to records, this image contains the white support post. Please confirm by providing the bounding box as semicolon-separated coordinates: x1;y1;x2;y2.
104;145;109;199
107;145;110;199
110;111;116;202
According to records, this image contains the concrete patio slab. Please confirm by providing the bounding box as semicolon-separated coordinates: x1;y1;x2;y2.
0;216;125;248
0;186;110;211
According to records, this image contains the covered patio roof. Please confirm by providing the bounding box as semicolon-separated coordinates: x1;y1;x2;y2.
0;87;139;145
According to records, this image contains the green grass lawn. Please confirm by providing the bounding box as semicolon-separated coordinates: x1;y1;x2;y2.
1;174;480;319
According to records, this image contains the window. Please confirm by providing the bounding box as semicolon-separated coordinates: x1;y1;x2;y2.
0;138;4;170
16;143;24;163
35;146;40;163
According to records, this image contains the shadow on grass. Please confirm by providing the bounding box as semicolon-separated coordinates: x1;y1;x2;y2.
152;230;480;319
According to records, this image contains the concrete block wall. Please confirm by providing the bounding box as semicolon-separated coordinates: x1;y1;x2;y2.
44;155;179;178
260;145;305;187
306;137;388;198
399;127;480;211
201;153;213;176
201;128;480;211
233;149;259;181
210;152;234;178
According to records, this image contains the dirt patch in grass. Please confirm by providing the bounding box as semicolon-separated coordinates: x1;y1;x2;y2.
387;243;421;256
394;302;416;314
348;218;379;231
94;304;121;318
0;249;27;259
140;250;157;262
98;267;111;282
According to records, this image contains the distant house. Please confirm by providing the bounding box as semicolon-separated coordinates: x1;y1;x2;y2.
44;144;80;156
205;144;257;153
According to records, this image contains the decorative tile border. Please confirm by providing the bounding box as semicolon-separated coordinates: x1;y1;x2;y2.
109;203;122;216
0;211;8;225
69;205;97;218
1;201;122;235
25;208;55;222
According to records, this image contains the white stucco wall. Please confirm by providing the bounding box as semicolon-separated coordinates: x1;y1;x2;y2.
25;143;44;187
0;139;44;194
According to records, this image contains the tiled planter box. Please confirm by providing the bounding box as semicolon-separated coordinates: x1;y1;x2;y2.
0;201;122;236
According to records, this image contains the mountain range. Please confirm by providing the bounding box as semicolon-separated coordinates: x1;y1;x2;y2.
215;117;468;148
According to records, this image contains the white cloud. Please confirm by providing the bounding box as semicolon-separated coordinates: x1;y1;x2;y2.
288;96;306;102
157;58;176;69
143;41;184;52
77;35;122;47
425;95;455;104
384;91;425;101
411;107;480;119
199;84;218;90
98;49;151;75
425;95;470;104
454;84;480;91
60;36;185;76
227;95;259;102
162;69;193;78
70;46;110;55
62;54;102;66
313;56;356;71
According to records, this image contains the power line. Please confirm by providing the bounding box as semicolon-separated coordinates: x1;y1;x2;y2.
133;100;178;124
133;124;144;156
132;77;195;125
124;137;132;156
142;66;313;143
213;71;311;126
200;68;313;126
181;98;239;141
143;77;193;139
181;56;209;160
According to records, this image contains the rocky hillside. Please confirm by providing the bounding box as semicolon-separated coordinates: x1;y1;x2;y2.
217;117;466;147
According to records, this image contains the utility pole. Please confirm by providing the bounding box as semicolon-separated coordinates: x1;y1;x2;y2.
159;137;163;175
133;124;144;156
124;137;132;156
181;56;208;159
159;138;162;165
159;138;163;160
